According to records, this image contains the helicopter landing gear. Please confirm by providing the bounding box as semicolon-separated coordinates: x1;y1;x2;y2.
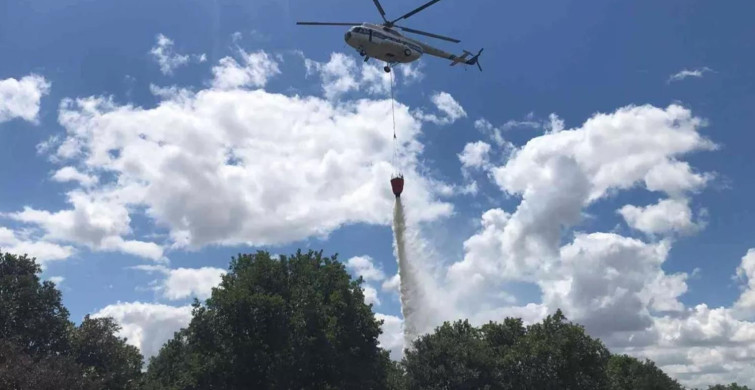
384;66;391;73
364;56;370;62
359;49;366;56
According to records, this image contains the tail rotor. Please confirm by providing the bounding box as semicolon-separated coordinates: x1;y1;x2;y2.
465;48;484;71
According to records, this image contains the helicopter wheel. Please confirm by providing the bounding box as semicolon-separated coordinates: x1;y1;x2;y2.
384;66;391;73
359;50;366;56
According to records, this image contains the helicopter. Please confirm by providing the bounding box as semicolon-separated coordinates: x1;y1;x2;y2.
297;0;483;73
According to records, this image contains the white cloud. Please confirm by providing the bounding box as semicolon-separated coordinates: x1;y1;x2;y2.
92;302;192;359
9;190;164;261
48;276;64;285
150;34;206;75
0;74;51;124
376;313;404;360
399;62;424;84
131;265;226;300
414;92;467;125
163;267;226;300
211;49;280;90
474;118;506;147
458;141;491;170
346;255;385;282
502;112;542;131
734;249;755;315
619;198;703;236
304;53;394;100
51;166;98;187
452;104;714;287
0;226;75;266
363;285;380;306
668;67;713;83
37;63;451;250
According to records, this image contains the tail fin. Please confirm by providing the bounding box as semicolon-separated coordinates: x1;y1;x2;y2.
465;48;484;71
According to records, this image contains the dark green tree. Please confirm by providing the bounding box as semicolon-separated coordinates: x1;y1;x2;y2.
708;384;752;390
0;251;144;389
607;354;683;390
403;320;497;389
0;252;72;355
71;315;144;389
0;339;99;390
145;250;391;389
403;309;611;390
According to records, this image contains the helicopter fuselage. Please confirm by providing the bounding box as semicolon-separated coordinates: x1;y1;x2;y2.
344;24;423;64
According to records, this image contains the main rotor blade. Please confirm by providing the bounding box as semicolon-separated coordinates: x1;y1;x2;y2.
372;0;388;22
296;22;362;26
390;0;442;24
396;25;460;43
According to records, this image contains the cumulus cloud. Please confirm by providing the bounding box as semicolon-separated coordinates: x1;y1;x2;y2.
458;141;491;170
346;255;385;282
734;249;755;315
0;226;75;266
150;34;206;75
92;302;192;359
619;198;703;236
668;67;713;83
34;60;451;250
211;49;280;89
0;74;51;124
51;166;98;187
304;52;396;100
414;91;467;125
132;264;226;301
10;190;164;261
48;276;64;285
376;313;404;359
363;285;380;306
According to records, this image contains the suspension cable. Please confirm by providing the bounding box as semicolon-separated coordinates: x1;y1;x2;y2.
390;68;398;174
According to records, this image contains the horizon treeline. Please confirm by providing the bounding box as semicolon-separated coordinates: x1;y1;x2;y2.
0;250;748;390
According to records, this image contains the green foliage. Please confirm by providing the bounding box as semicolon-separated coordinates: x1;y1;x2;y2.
0;251;144;389
145;250;391;389
607;354;683;390
708;384;752;390
0;252;72;355
403;309;610;389
0;339;99;390
72;315;144;389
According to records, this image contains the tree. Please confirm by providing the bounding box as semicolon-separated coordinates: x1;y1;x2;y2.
403;310;611;389
0;252;72;355
0;251;144;389
607;354;683;390
0;339;99;390
71;315;144;389
708;385;752;390
145;250;391;389
403;320;498;389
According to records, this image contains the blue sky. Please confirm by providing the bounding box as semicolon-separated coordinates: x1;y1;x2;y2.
2;0;755;386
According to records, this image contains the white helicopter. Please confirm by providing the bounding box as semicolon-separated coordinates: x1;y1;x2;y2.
297;0;483;73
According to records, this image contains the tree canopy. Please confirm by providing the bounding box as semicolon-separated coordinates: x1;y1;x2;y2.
144;250;391;389
402;310;612;389
0;251;143;389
